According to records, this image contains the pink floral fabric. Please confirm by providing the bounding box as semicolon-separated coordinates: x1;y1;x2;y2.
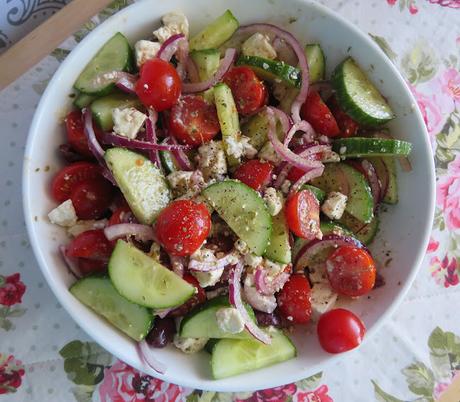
436;154;460;231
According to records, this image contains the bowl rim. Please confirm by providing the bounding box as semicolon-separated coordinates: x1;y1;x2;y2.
23;0;436;392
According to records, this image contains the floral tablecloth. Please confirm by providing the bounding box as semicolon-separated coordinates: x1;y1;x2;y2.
1;0;460;401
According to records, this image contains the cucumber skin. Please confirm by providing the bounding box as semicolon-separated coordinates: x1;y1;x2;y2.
338;212;380;245
305;44;325;84
190;49;220;81
333;138;412;158
73;93;97;109
264;211;291;265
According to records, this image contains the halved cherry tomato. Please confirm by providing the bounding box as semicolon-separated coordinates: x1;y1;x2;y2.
155;200;211;256
169;274;206;317
168;95;220;146
108;205;136;226
78;258;107;276
70;178;114;220
51;162;102;202
135;58;181;111
277;274;312;324
285;189;320;239
233;159;273;191
223;67;267;116
65;110;104;157
328;96;359;138
300;91;340;137
326;246;376;297
66;229;113;261
317;308;366;353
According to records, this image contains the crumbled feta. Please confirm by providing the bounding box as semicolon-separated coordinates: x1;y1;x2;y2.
67;219;108;237
167;171;194;197
310;283;338;320
148;242;161;262
243;275;277;313
264;259;286;277
321;191;348;220
197;140;227;181
173;335;208;353
258;141;282;165
189;248;224;287
216;307;245;334
225;135;258;161
234;239;249;255
134;40;161;67
112;107;146;139
242;33;277;60
48;200;77;227
321;151;341;163
263;187;283;216
153;11;189;43
308;264;328;286
244;253;263;268
280;180;292;195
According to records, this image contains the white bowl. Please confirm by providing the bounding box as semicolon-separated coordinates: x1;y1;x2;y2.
23;0;435;392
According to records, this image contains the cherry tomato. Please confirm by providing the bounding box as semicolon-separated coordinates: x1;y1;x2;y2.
51;162;102;203
65;110;104;157
223;67;267;116
78;258;107;276
168;95;220;146
233;159;273;191
300;91;340;137
328;96;359;138
108;205;136;226
169;274;206;317
285;189;320;239
326;246;376;297
317;308;366;353
277;274;312;324
155;200;211;256
135;58;181;111
70;178;114;220
66;229;113;261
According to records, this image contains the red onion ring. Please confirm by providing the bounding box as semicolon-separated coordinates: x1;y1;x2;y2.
254;268;290;296
167;136;194;171
229;261;272;344
169;255;185;277
290;166;324;194
188;253;237;272
59;245;82;279
115;73;137;94
103;132;192;151
273;162;290;189
158;34;186;62
361;159;381;207
272;37;298;66
138;340;167;374
186;57;200;83
104;223;156;242
182;48;237;93
283;120;316;147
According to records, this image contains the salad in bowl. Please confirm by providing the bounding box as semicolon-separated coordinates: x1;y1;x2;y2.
45;8;413;380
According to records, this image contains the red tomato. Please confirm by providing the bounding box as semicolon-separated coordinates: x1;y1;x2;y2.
285;189;320;239
51;162;102;203
169;274;206;317
168;95;220;146
326;246;376;297
328;96;359;138
300;91;340;137
78;258;107;276
277;274;312;324
66;229;113;261
223;67;267;115
155;200;211;256
108;205;136;226
317;308;366;353
65;110;104;157
70;178;114;220
233;159;273;191
135;58;181;111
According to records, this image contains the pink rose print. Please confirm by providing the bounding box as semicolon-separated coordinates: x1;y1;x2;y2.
295;385;333;402
438;68;460;105
437;154;460;230
98;360;183;402
428;0;460;8
433;371;460;400
0;354;25;395
427;237;440;253
386;0;418;14
0;274;26;307
236;383;297;402
430;255;459;287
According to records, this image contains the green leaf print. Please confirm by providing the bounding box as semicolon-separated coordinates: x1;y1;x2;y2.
428;327;460;382
99;0;132;22
50;48;70;62
402;362;435;397
401;41;438;84
71;384;95;402
369;34;397;62
295;371;323;390
372;380;407;402
435;113;460;169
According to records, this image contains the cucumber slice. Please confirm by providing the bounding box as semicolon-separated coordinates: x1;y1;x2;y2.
300;184;326;204
109;240;195;309
159;150;180;174
105;148;171;224
368;156;398;204
305;44;325;84
332;57;395;126
338;212;380;245
333;138;412;158
190;49;221;80
190;10;239;51
211;328;296;379
264;210;291;264
74;32;134;96
90;93;140;131
73;93;97;109
236;55;301;88
202;180;272;256
180;296;254;339
241;111;284;151
70;276;153;341
205;338;219;354
311;163;374;223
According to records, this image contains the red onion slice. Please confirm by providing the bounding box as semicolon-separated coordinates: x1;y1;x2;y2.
361;159;381;207
273;37;298;66
167;136;194;171
104;223;156;242
115;73;137;94
290;166;324;194
273;162;290;189
59;245;82;279
169;255;185;277
186;57;200;83
283;120;316;147
138;340;167;374
229;261;272;344
145;109;161;168
103;132;192;151
182;48;237;93
158;34;186;62
188;253;237;272
254;268;290;296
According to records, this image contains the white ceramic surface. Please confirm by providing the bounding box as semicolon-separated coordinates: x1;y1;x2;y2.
23;0;435;392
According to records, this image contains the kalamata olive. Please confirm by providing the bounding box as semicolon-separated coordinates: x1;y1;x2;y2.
146;317;176;348
255;309;289;328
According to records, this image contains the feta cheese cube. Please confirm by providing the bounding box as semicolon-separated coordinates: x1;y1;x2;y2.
242;33;277;60
215;307;245;334
259;141;282;164
48;200;77;227
189;247;224;287
134;40;161;67
197;140;227;181
112;107;146;140
153;11;189;43
321;191;348;220
244;253;263;268
225;135;257;160
263;187;283;216
167;171;194;197
310;283;338;320
173;335;208;353
67;219;107;237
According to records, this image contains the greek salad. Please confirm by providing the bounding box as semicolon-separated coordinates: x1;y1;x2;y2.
48;9;412;379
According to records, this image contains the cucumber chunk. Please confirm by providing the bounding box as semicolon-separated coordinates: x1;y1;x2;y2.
159;150;180;174
211;328;296;379
190;49;221;80
305;44;325;84
338;212;380;245
264;211;291;264
236;55;301;88
105;148;171;224
70;276;153;341
333;138;412;158
190;10;239;51
202;180;272;256
109;240;195;309
90;93;140;131
241;111;284;150
180;296;254;339
332;57;395;126
74;32;133;96
369;156;398;204
73;93;97;109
